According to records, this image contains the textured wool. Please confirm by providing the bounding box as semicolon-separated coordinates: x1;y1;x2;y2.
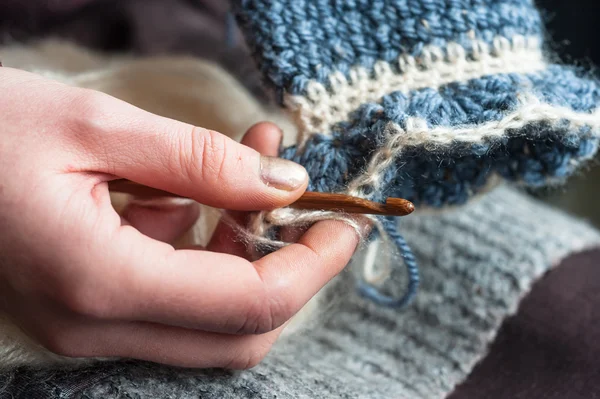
1;185;598;399
231;0;600;203
229;0;600;306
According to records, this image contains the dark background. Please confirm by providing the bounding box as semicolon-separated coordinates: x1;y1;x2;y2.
533;0;600;226
537;0;600;67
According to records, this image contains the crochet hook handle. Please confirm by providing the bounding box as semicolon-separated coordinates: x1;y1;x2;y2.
107;179;415;217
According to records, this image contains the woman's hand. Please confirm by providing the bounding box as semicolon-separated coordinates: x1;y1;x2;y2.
0;67;362;369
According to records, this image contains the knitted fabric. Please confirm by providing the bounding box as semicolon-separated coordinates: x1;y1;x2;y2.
2;185;599;399
230;0;600;306
231;1;600;207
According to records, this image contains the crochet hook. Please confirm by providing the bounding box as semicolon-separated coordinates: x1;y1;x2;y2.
108;179;415;217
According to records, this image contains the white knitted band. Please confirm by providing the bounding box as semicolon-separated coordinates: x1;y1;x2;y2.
284;35;545;146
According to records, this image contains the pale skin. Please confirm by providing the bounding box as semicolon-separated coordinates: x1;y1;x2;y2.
0;67;363;369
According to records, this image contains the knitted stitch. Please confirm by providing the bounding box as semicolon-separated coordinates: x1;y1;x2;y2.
231;0;600;306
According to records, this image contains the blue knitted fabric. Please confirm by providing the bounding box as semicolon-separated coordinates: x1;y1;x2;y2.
231;0;600;307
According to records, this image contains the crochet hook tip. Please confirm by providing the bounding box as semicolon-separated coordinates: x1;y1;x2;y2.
383;197;415;216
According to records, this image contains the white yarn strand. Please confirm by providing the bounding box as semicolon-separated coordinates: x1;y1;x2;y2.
221;208;372;251
347;96;600;196
284;35;545;146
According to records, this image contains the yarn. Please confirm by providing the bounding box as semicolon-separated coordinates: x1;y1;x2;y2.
231;0;600;307
225;208;421;308
287;36;546;145
357;217;420;308
225;208;371;253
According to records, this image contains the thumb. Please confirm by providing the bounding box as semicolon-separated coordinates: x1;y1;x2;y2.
74;90;308;210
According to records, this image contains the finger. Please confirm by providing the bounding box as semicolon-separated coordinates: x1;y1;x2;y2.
240;121;283;155
251;220;364;318
206;122;283;256
23;304;284;370
67;90;307;210
121;198;200;244
63;218;362;336
85;319;282;369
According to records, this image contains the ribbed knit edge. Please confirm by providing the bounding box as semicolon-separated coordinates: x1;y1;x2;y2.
71;185;600;399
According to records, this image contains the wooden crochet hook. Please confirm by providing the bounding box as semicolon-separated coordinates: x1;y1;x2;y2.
108;179;415;217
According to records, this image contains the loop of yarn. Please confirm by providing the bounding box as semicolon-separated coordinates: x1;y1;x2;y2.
220;207;420;309
357;217;420;308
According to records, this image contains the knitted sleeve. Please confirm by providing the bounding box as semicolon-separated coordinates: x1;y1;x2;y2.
231;0;600;208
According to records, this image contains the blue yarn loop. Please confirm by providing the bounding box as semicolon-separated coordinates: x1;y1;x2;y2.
357;216;420;309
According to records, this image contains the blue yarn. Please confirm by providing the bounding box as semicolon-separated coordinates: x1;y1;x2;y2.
279;67;600;207
232;0;600;308
281;133;598;208
358;217;420;308
233;0;543;98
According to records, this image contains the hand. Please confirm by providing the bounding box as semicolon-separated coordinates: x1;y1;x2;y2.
0;67;363;369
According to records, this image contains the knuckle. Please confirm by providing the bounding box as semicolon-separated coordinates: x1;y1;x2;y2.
59;284;112;320
68;88;109;127
62;88;114;148
192;128;229;185
237;290;291;335
237;297;272;335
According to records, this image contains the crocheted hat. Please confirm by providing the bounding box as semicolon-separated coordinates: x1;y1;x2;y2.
231;0;600;306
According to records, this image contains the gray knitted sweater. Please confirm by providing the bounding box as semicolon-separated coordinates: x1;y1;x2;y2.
2;184;598;399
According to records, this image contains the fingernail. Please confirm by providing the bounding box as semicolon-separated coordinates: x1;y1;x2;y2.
260;156;307;191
